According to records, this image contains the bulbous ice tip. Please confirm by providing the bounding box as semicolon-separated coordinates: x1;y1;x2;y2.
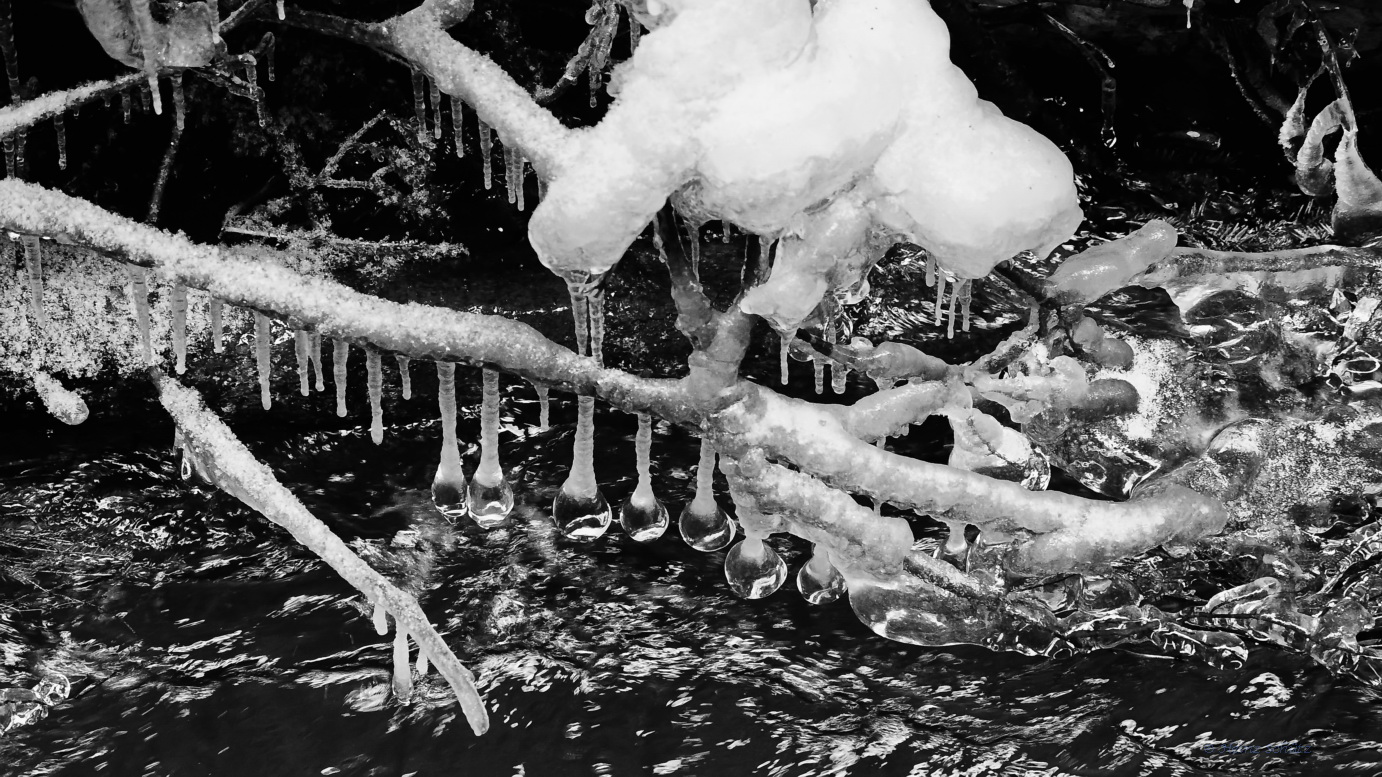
431;479;469;523
678;502;736;552
553;487;613;541
796;553;847;605
467;476;515;528
619;494;669;542
724;538;787;599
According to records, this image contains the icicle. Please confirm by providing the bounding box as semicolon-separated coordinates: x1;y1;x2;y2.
934;273;946;326
813;359;824;394
171;284;187;374
432;361;468;521
121;90;132;124
678;437;734;551
515;152;526;212
3;135;13;177
429;79;441;139
924;254;936;288
589;288;606;368
478;117;493;189
276;0;285;20
367;347;383;444
450;95;464;157
1183;0;1193;29
171;72;185;133
831;362;848;394
265;39;275;82
620;412;668;542
946;282;959;339
333;338;349;417
53;114;66;170
127;266;153;366
503;143;517;205
722;221;731;243
392;629;413;698
209;298;224;353
410;69;427;142
372;600;389;635
417;648;430;677
130;0;163;115
534;381;551;431
796;545;846;604
396;355;412;400
959;279;973;333
244;59;264;126
293;329;310;395
254;311;272;410
32;370;89;426
778;331;791;385
468;366;514;526
569;286;590;357
552;395;611;540
21;236;43;330
310;331;325;391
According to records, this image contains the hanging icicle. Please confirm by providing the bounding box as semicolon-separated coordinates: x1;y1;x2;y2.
392;629;413;698
958;278;973;333
372;599;389;635
478;117;493;189
310;331;325;391
209;298;224;354
946;281;959;339
333;338;349;417
21;236;43;330
432;361;468;521
619;412;668;542
121;89;132;124
416;648;430;677
171;72;185;133
396;354;412;400
366;346;383;444
429;78;441;140
515;152;526;212
171;284;187;374
934;273;946;326
53;114;66;170
293;329;310;395
679;437;734;551
533;381;551;431
450;95;465;157
276;0;285;20
588;287;606;368
813;358;824;394
468;366;514;526
410;69;427;142
244;58;264;127
129;0;163;115
552;395;611;541
254;311;272;410
778;330;791;385
569;285;590;357
127;265;154;366
503;143;517;205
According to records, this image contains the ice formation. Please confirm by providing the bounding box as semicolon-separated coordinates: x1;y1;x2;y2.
796;544;846;604
310;331;325;391
153;373;488;734
533;380;551;431
450;95;464;157
366;346;383;444
21;235;43;330
32;370;89;426
294;329;311;395
254;311;271;410
411;69;427;142
678;438;734;552
332;338;348;417
552;395;611;540
619;411;669;542
432;361;468;521
478;117;493;190
396;354;412;399
467;366;514;526
169;283;187;374
126;265;153;365
209;297;224;353
527;0;1081;330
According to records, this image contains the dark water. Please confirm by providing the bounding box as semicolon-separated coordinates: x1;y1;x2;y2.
3;363;1382;777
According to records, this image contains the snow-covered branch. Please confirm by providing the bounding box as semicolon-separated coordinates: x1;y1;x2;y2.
0;73;143;137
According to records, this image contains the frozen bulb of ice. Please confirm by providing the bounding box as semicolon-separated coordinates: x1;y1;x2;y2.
552;489;612;542
678;501;735;552
724;537;787;599
432;362;469;522
467;367;513;527
620;490;669;542
796;548;846;605
467;476;514;529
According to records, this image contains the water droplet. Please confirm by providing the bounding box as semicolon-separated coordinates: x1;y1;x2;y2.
724;538;786;599
796;548;846;604
678;501;735;552
467;476;514;528
620;493;668;542
552;488;612;541
849;574;1001;646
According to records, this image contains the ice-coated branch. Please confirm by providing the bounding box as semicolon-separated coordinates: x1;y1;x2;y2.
153;370;489;735
712;382;1228;575
0;73;144;137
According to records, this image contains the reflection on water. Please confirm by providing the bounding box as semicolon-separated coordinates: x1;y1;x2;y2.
2;379;1380;777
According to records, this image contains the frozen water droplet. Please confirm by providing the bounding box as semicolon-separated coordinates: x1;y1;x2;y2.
678;501;734;552
467;477;514;529
432;362;468;522
796;547;846;604
553;489;612;541
468;367;513;527
332;338;349;417
366;347;384;444
254;312;272;410
724;538;786;599
849;574;1002;646
620;494;668;542
372;600;389;635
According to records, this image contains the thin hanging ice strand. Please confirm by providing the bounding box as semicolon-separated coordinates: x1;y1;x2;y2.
959;279;973;333
21;236;43;330
121;90;132;124
410;69;427;142
588;287;606;368
129;0;163;114
294;329;310;395
392;629;413;698
396;355;412;400
254;311;272;410
552;394;610;540
813;357;824;394
53;113;66;170
171;284;187;374
934;272;946;326
209;298;224;353
532;381;550;431
371;598;388;635
244;57;264;127
778;330;791;385
829;327;846;394
679;437;734;551
467;366;514;526
570;286;590;358
450;95;464;157
431;361;468;521
619;412;668;542
332;338;349;417
276;0;285;20
127;266;154;365
946;280;959;339
366;347;384;444
310;331;325;391
503;142;517;205
429;79;442;139
478;116;493;189
515;151;526;211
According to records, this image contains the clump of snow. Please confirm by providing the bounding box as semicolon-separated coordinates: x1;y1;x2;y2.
31;370;88;425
